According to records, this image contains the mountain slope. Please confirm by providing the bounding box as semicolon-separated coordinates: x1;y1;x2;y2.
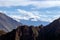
39;18;60;40
0;13;22;32
44;18;60;29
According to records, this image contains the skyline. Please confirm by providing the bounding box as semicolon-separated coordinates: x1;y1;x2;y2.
0;0;60;22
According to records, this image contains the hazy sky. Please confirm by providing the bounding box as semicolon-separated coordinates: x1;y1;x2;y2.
0;0;60;22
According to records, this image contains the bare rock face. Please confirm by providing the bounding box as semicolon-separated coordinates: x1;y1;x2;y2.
0;12;22;32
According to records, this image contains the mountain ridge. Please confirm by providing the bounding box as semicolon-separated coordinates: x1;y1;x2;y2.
0;13;22;32
39;18;60;40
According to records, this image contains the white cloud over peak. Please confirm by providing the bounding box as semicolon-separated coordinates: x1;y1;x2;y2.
10;15;30;22
17;9;40;19
9;9;60;22
0;0;60;22
31;0;60;1
17;9;60;22
0;0;29;7
0;11;7;14
8;9;41;22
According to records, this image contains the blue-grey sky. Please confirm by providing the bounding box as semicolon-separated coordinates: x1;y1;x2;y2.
0;0;60;22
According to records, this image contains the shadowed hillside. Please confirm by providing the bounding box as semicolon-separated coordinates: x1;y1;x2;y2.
39;18;60;40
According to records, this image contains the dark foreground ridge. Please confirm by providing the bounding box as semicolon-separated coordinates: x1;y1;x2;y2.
0;25;43;40
0;18;60;40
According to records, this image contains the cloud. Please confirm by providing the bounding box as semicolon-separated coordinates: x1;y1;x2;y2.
0;0;36;7
7;9;40;22
37;1;60;8
39;15;60;22
0;8;59;22
53;15;60;20
0;9;40;22
17;9;59;22
31;0;60;1
9;15;30;22
17;9;40;19
7;9;58;22
8;9;60;22
0;0;60;8
0;0;28;6
0;0;60;22
0;11;7;14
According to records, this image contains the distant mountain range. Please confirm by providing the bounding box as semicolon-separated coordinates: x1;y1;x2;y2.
0;13;22;32
20;18;49;26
